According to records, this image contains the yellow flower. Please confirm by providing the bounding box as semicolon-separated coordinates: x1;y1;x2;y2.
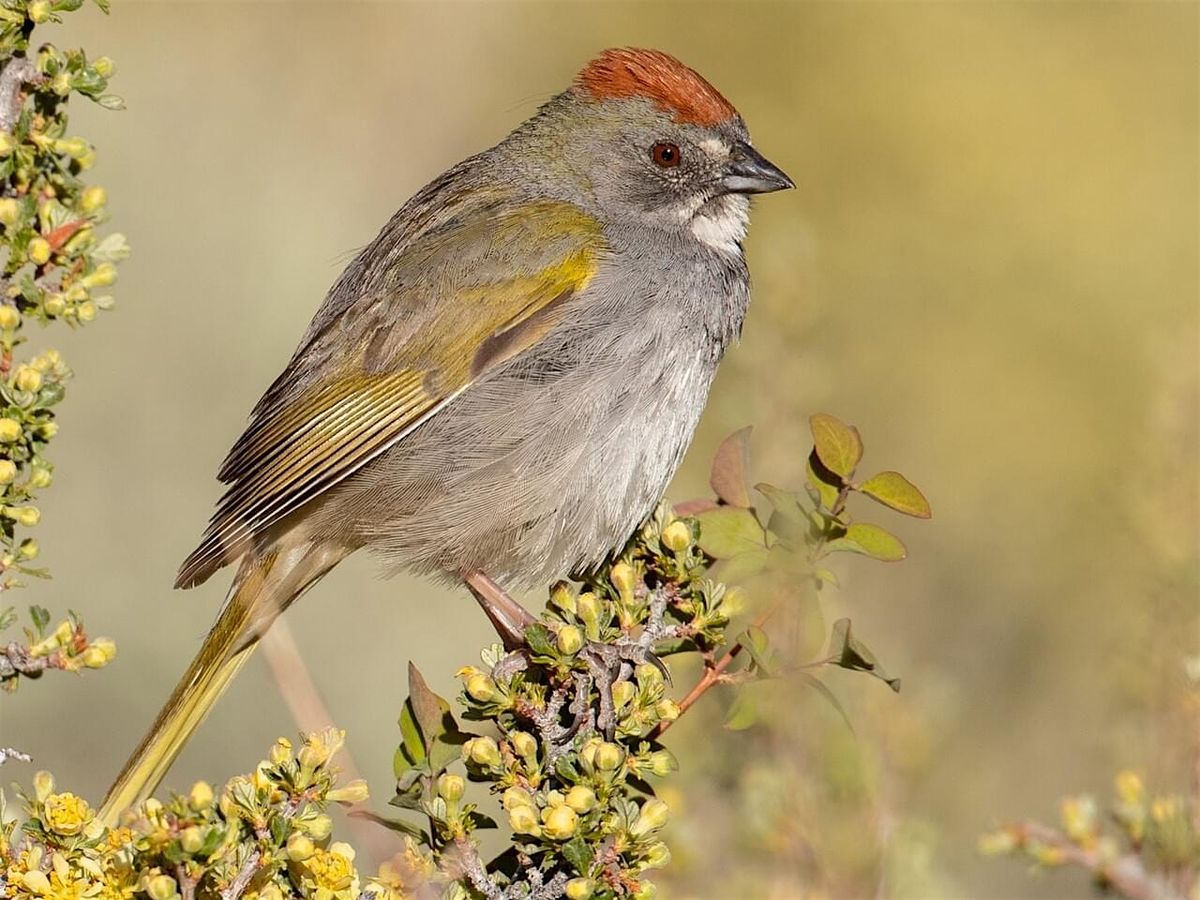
302;843;358;895
43;792;95;837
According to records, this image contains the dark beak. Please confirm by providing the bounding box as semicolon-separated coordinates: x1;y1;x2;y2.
723;142;794;195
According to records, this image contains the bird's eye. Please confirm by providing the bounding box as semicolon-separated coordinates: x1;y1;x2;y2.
650;141;681;168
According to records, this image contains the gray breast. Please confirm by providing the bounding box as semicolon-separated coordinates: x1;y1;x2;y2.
332;228;748;588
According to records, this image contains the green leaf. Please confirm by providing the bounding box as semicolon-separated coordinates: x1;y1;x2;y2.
695;506;765;560
756;482;808;544
428;733;467;775
859;471;931;519
828;618;901;692
467;811;498;830
810;413;862;479
351;809;429;843
524;623;557;658
740;626;778;677
710;427;753;508
395;700;426;773
797;673;855;734
713;547;770;585
724;691;757;731
28;605;49;634
824;523;907;562
0;606;15;630
562;836;594;874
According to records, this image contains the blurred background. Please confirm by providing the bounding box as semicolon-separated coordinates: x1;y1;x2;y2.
4;2;1197;897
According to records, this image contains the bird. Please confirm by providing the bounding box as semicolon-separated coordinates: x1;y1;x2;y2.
100;47;792;823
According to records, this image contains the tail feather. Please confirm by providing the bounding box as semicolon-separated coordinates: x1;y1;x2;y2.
100;538;345;825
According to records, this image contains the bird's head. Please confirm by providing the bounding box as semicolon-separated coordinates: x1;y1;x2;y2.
511;48;793;250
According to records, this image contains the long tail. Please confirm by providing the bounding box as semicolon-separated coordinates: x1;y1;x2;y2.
100;537;346;825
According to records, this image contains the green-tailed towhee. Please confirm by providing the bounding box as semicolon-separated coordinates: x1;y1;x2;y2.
102;47;792;821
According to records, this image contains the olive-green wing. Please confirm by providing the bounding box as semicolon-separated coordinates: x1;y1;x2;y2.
176;201;604;588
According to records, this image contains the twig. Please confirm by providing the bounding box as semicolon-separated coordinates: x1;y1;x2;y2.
0;58;37;133
0;747;31;766
650;608;774;740
450;837;568;900
1009;821;1181;900
219;848;261;900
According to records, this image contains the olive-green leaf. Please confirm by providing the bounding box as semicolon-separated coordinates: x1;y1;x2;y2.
859;471;932;519
695;506;766;560
828;618;901;692
797;673;855;734
710;426;753;508
396;700;426;772
809;413;863;479
740;625;777;677
714;547;770;585
806;452;842;511
724;685;760;731
407;662;450;752
824;523;907;562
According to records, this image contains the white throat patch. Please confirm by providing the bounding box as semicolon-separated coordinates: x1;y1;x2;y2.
691;194;750;256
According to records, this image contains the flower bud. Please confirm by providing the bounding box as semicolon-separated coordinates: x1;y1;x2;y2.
465;674;496;702
565;878;595;900
611;562;637;599
510;731;537;760
541;804;578;840
467;736;500;769
550;581;576;615
33;770;54;802
611;680;636;710
0;133;14;158
19;538;39;560
81;645;110;668
304;814;332;841
259;885;283;900
654;699;680;723
643;841;671;869
719;586;746;619
180;826;205;854
76;301;96;323
507;804;540;835
75;148;95;170
0;459;16;484
43;295;65;317
56;137;90;160
22;871;51;895
564;785;596;814
82;262;117;288
662;520;691;552
632;881;658;900
269;737;292;765
594;742;624;772
0;204;17;236
648;750;677;777
287;831;315;861
92;57;116;78
35;422;57;441
577;592;602;639
580;738;601;771
1115;770;1144;806
0;420;24;444
14;365;41;392
29;467;51;488
327;778;369;804
188;780;214;811
501;786;532;809
437;773;465;803
28;1;52;24
146;874;178;900
28;238;51;266
556;624;584;656
79;185;107;214
631;798;670;837
10;506;39;527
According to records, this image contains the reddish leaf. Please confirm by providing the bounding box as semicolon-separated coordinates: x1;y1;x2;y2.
710;426;753;508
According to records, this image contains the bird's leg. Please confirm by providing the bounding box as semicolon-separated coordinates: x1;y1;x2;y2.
464;570;538;652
